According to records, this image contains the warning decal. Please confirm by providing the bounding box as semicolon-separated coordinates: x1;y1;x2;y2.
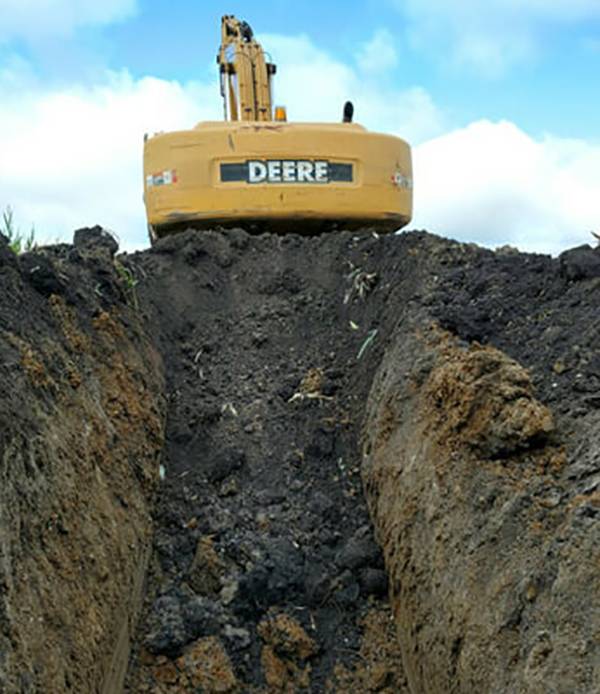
146;170;178;188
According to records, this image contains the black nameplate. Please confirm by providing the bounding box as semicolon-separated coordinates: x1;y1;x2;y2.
220;160;353;184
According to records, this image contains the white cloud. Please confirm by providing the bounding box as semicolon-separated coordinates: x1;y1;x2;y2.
398;0;600;75
357;29;398;73
0;67;219;250
262;33;443;142
412;120;600;254
0;0;137;42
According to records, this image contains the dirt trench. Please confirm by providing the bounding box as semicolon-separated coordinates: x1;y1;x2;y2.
122;229;421;693
1;227;599;693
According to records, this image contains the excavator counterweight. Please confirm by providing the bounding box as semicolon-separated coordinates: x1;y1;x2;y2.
143;16;412;242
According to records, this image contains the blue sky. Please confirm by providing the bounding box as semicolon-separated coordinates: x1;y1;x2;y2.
109;1;600;139
1;0;599;252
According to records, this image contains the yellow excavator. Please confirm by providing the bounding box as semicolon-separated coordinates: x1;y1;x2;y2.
143;15;413;243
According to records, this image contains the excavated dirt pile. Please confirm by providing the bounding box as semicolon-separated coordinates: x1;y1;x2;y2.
1;227;599;693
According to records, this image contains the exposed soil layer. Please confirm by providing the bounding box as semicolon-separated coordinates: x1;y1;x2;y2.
1;227;599;693
364;331;599;692
0;229;165;693
361;241;600;693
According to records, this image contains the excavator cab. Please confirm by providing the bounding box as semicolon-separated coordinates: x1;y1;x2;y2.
143;15;413;243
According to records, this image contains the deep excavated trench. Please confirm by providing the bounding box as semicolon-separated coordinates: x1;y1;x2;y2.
1;227;599;693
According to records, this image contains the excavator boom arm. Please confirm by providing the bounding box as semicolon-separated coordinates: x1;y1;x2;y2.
218;15;274;122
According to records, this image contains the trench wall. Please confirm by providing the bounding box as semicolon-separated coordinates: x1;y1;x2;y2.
363;323;600;693
0;232;166;693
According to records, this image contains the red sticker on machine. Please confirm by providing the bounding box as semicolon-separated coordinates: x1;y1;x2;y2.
146;170;178;187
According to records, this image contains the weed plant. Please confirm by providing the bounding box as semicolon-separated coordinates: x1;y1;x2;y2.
1;206;36;254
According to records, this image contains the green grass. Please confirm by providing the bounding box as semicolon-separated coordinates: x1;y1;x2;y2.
114;260;140;309
1;206;36;254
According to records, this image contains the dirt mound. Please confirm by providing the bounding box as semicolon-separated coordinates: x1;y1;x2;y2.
1;227;599;693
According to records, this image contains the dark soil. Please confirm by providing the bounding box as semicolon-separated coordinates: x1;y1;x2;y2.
120;228;600;691
3;224;599;692
123;229;419;691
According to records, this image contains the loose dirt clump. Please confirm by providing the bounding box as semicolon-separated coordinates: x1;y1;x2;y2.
187;535;227;595
326;607;409;693
422;337;555;457
258;612;316;692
